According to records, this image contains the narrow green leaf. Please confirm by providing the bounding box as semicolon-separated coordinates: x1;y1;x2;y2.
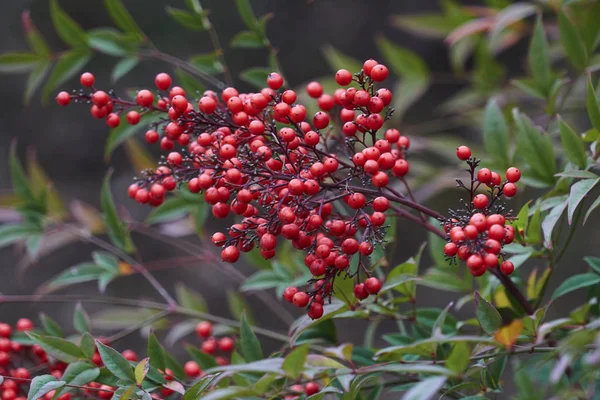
282;344;309;379
73;303;90;333
27;375;65;400
567;178;600;224
0;224;41;248
135;358;150;385
145;195;194;224
240;270;285;291
105;0;144;39
558;10;588;70
402;376;447;400
147;331;166;371
87;29;129;57
24;61;51;105
526;207;542;245
513;109;556;185
542;198;568;247
584;195;600;224
80;333;96;359
185;345;218;370
188;53;223;75
234;0;261;35
584;257;600;274
41;51;92;103
26;332;85;363
239;312;263;362
474;292;502;334
53;361;99;399
40;313;63;337
528;15;554;96
96;340;135;382
230;31;264;48
483;99;510;169
488;4;538;49
105;112;163;159
552;273;600;300
587;76;600;132
100;171;135;253
166;7;204;31
321;45;363;73
558;118;588;168
24;13;51;57
111;57;138;83
175;283;208;313
446;342;470;374
0;52;43;73
50;0;88;48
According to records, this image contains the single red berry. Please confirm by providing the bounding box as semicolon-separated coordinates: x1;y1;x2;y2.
198;96;217;114
305;382;319;396
195;321;213;338
488;224;506;241
444;242;458;257
126;111;140;125
136;90;154;107
490;172;502;186
372;196;389;212
456;146;471;160
317;94;334;111
145;130;159;144
184;361;201;377
463;225;479;240
218;337;235;352
503;183;517;197
363;59;378;76
306;81;323;98
477;168;492;184
266;72;284;90
364;277;381;294
15;318;33;332
335;69;353;86
155;73;172;90
473;194;489;209
500;260;515;275
392;159;409;177
221;246;240;262
56;91;71;106
80;72;95;87
106;113;120;128
467;255;484;270
92;91;109;107
122;350;137;361
283;287;298;302
370;64;389;82
292;292;309;308
470;213;487;232
0;324;11;338
308;302;324;319
354;283;369;300
506;167;521;183
484;253;499;267
313;112;330;129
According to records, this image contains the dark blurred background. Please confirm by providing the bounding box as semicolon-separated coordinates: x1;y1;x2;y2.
0;0;598;396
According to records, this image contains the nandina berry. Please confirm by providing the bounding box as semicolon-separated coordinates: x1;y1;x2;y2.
221;246;240;262
372;196;389;212
283;287;298;302
198;96;217;114
318;94;334;110
195;321;212;338
444;242;458;257
308;302;323;319
145;130;159;144
370;64;389;82
13;368;30;379
106;113;120;128
490;172;502;186
170;86;186;99
347;193;366;209
184;361;201;377
267;72;284;90
363;59;378;76
306;81;323;98
484;253;498;267
335;69;353;86
477;168;492;184
122;350;138;361
80;72;95;87
292;292;309;307
218;337;235;352
15;318;33;331
467;255;484;270
484;239;501;254
473;194;489;209
470;213;487;232
449;227;465;243
506;167;521;183
260;233;277;250
377;88;392;105
500;260;514;275
313;111;330;129
364;277;381;294
56;91;71;106
136;90;154;107
463;225;479;240
201;339;217;354
456;146;471;160
92;90;109;107
488;224;505;241
503;183;517;197
392;159;409;177
354;283;369;300
504;225;515;244
155;73;172;90
305;382;320;396
487;214;506;227
126;110;140;125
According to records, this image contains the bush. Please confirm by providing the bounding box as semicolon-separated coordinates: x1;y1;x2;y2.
0;0;599;399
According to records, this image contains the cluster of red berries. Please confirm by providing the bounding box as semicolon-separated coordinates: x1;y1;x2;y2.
443;146;521;277
57;60;402;320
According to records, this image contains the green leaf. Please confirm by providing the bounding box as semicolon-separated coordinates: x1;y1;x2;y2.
376;36;430;119
542;198;568;247
105;0;144;39
135;358;150;385
0;52;44;73
528;15;554;96
513;109;556;185
73;303;90;333
239;312;263;362
185;345;218;370
240;67;270;89
552;273;600;300
483;99;510;169
173;68;206;98
111;57;138;82
100;171;135;253
555;170;597;179
526;207;542;245
167;7;204;31
175;283;208;313
226;291;255;324
234;0;261;35
584;256;600;274
282;344;309;379
446;342;470;375
145;195;194;224
105;112;164;158
95;340;135;382
87;29;130;57
40;313;63;337
26;332;85;363
41;51;92;103
567;178;600;223
402;376;447;400
0;224;41;248
147;331;166;371
474;292;502;334
50;0;88;48
24;15;51;57
584;195;600;224
230;31;264;48
488;4;538;49
24;61;51;105
558;117;588;168
53;361;99;399
558;10;588;70
27;375;65;400
587;75;600;132
80;332;96;359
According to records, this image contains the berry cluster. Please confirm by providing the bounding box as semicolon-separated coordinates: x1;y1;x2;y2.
442;146;521;277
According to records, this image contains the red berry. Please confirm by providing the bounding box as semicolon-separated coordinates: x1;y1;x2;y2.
392;159;409;177
56;91;71;106
306;82;323;98
221;246;240;262
335;69;353;86
503;183;517;197
184;361;201;377
354;283;369;300
506;167;521;183
364;277;381;294
456;146;471;160
195;321;212;338
201;339;217;354
92;91;109;107
122;350;137;361
126;110;140;125
363;59;378;76
488;224;505;241
372;196;389;212
199;96;217;114
370;64;389;82
473;194;489;209
106;113;120;128
467;255;484;270
267;72;284;90
283;287;299;302
500;260;514;275
444;242;458;257
15;318;33;332
218;337;235;352
145;130;159;144
305;382;319;396
136;90;154;107
308;302;323;319
80;72;95;87
0;324;11;338
470;213;487;232
484;253;499;267
155;73;172;90
477;168;492;184
313;112;330;129
292;292;309;307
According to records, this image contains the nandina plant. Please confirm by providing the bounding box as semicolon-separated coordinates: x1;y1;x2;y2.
0;0;599;399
